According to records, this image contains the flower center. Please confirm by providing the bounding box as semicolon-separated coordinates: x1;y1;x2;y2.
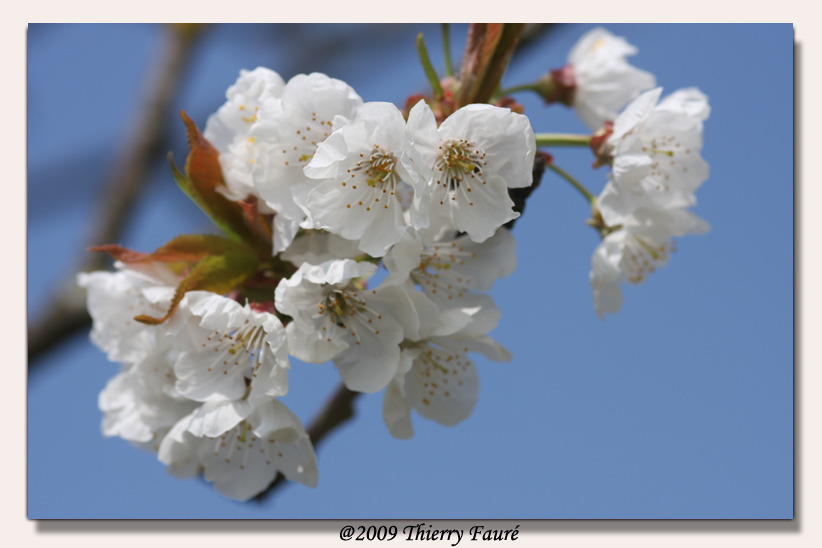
341;147;402;212
641;134;694;191
436;140;485;190
432;140;487;207
413;342;473;405
410;240;478;301
316;289;383;345
210;420;283;469
203;323;267;377
277;112;334;168
319;290;364;326
353;147;400;188
623;235;674;285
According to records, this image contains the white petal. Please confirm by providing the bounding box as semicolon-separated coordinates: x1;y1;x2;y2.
272;214;303;255
204;67;285;152
99;370;154;443
249;400;318;487
405;342;479;427
332;293;404;393
77;269;174;364
657;87;710;120
382;231;425;287
612;87;662;140
280;230;362;269
185;399;255;438
406;99;441;168
449;174;518;243
285;320;348;364
382;350;417;439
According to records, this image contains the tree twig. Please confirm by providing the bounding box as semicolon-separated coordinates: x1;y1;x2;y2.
27;24;203;365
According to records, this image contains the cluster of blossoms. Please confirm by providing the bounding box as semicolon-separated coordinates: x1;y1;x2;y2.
537;27;711;316
79;25;710;501
588;85;710;317
80;63;534;500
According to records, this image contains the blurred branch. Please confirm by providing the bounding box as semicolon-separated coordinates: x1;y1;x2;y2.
514;24;555;57
254;383;361;503
27;24;204;365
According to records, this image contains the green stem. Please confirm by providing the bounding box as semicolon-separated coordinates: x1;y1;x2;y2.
497;82;541;96
535;133;592;147
546;163;595;204
441;24;454;77
416;33;443;100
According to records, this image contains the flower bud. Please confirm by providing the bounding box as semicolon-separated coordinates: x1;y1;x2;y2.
536;64;576;106
589;121;614;168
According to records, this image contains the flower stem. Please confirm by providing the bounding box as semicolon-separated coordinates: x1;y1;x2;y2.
441;24;454;77
498;82;541;96
546;163;595;204
416;33;443;100
535;133;592;147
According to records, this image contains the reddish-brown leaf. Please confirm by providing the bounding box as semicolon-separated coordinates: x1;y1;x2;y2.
91;234;245;266
174;112;271;256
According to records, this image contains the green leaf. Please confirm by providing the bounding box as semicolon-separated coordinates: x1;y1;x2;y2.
134;247;259;325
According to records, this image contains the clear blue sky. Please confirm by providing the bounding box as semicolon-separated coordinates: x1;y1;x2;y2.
28;23;793;518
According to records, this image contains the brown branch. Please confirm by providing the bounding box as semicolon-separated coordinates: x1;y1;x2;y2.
253;383;362;503
27;24;204;365
455;23;526;108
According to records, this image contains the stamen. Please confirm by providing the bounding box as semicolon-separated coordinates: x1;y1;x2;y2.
434;139;485;207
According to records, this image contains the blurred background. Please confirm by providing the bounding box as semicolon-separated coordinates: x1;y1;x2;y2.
27;24;793;518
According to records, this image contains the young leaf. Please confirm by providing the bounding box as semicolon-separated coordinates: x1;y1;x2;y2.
170;111;271;256
91;234;246;265
134;247;259;325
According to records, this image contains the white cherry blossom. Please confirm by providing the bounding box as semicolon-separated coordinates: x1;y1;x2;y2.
602;87;710;224
384;227;516;308
77;264;177;364
275;259;418;393
567;27;656;131
591;205;709;318
169;291;289;404
382;305;511;439
204;67;286;208
251;73;363;253
99;357;197;450
301;102;429;257
158;399;317;500
406;100;535;243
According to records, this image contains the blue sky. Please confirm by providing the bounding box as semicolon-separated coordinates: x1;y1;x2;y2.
28;23;793;518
